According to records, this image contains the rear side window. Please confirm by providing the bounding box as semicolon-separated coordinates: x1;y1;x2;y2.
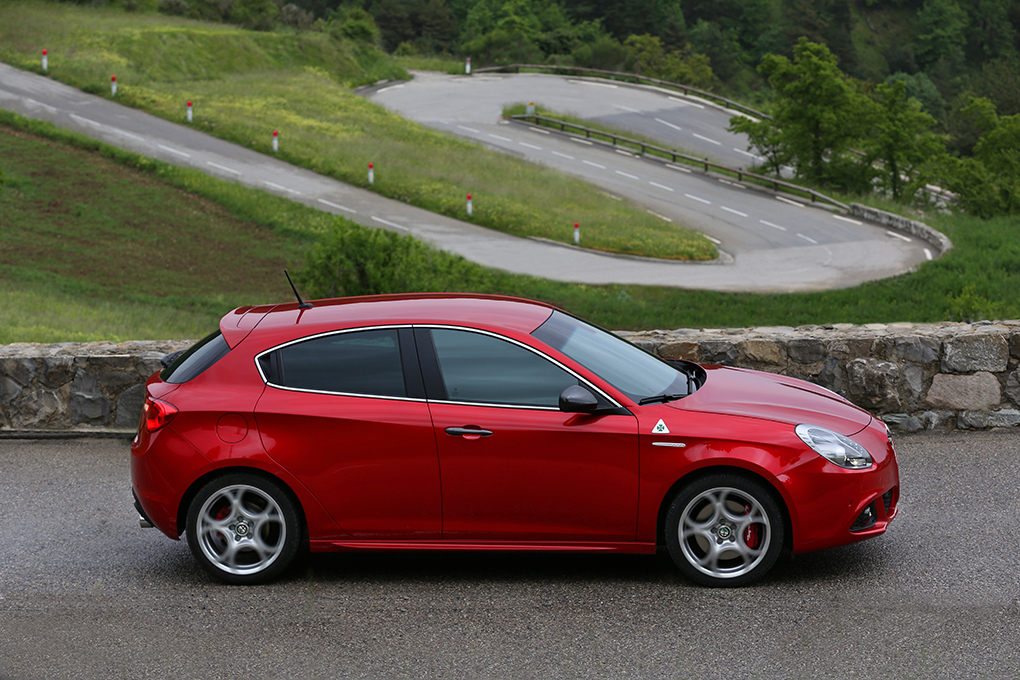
160;331;231;384
264;329;407;398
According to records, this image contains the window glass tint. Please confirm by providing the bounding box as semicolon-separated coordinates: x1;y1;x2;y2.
275;329;406;397
430;329;576;407
532;311;683;401
161;331;230;384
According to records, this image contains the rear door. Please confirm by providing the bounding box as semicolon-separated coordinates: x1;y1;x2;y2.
254;327;442;539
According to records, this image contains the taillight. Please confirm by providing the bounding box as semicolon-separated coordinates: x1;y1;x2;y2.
143;397;178;432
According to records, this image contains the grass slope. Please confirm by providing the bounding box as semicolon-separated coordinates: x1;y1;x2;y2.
0;0;714;261
3;111;1019;346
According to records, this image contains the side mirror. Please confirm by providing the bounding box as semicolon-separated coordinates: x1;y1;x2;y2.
559;385;599;413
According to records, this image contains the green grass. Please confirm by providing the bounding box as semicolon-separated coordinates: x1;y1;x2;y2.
3;110;1020;346
0;0;715;261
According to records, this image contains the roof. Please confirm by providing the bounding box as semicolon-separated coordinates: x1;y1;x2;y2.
219;293;558;348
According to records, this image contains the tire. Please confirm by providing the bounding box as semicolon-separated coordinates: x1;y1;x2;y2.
665;473;785;587
185;472;300;585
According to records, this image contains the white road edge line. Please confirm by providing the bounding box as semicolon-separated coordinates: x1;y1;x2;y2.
760;219;788;231
264;181;301;195
376;84;404;94
112;129;145;142
693;133;722;145
456;125;480;133
158;144;191;158
721;206;748;217
488;134;512;142
924;249;933;260
685;193;711;205
647;210;673;222
703;234;721;244
24;97;58;114
615;149;634;157
551;151;575;160
614;105;642;113
318;199;356;214
371;216;408;231
582;160;606;169
529;126;551;134
207;161;240;175
69;114;101;127
570;137;594;145
886;230;913;242
666;163;692;173
518;142;542;150
776;196;805;207
649;181;674;192
569;79;617;88
668;96;705;109
615;170;639;180
655;118;683;132
833;214;863;225
797;233;818;244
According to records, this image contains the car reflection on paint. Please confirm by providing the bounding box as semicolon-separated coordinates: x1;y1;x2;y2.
131;294;898;586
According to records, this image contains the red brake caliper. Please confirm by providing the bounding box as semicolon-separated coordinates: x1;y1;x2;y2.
743;504;760;548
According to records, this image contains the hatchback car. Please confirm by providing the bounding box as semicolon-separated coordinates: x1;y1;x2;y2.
131;293;898;586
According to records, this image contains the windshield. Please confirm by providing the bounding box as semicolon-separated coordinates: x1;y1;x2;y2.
532;311;689;403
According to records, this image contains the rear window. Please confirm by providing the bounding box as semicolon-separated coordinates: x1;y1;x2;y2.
160;331;231;384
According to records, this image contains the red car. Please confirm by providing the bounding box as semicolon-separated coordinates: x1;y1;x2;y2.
131;293;899;587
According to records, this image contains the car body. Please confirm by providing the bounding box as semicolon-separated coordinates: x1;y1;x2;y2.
131;293;899;586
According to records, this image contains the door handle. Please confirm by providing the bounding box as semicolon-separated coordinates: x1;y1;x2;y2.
445;427;493;437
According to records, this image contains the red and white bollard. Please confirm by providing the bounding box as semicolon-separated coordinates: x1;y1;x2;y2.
272;130;278;152
465;57;471;75
42;49;47;72
111;75;117;96
466;193;473;216
368;162;374;185
186;100;193;123
573;222;580;245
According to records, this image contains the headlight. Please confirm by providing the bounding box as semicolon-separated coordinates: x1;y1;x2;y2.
795;424;873;469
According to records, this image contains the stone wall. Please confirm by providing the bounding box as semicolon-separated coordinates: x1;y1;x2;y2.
0;340;190;433
3;321;1020;434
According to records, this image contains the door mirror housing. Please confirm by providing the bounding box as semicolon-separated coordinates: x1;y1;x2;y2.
559;385;599;413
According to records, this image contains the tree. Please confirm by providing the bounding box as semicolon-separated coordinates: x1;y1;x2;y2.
866;80;943;199
727;114;789;176
913;0;967;68
756;39;875;187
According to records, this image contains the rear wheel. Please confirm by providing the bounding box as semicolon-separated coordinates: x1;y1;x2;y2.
185;472;300;585
665;474;784;587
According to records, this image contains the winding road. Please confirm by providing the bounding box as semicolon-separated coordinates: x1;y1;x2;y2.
0;62;932;292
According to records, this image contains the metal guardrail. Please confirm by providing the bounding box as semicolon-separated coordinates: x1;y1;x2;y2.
510;113;850;212
473;63;769;122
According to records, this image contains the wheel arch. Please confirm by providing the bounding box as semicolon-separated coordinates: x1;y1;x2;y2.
176;466;309;548
655;465;793;553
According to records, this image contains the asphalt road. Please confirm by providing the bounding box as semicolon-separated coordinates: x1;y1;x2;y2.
2;431;1019;679
0;62;929;292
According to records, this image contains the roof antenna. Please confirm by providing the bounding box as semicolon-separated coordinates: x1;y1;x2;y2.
284;270;313;309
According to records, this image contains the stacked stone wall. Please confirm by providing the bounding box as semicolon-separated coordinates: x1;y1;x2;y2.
3;321;1020;434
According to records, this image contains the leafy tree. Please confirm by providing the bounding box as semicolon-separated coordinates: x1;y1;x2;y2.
561;0;686;48
570;34;630;70
624;34;714;88
727;114;789;175
866;80;944;199
973;56;1020;117
946;95;999;156
923;111;1020;217
913;0;967;68
964;0;1017;61
886;71;946;120
756;39;875;187
687;19;741;82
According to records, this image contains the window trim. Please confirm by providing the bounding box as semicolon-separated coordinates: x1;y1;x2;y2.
254;325;426;402
415;325;623;411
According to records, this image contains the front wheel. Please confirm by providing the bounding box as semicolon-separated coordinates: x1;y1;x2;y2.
185;472;300;585
665;474;785;587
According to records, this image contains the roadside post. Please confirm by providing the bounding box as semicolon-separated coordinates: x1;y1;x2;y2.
467;193;473;216
111;75;117;96
526;102;535;116
465;57;471;75
272;130;278;152
573;222;580;245
42;49;47;72
369;162;374;185
186;100;192;123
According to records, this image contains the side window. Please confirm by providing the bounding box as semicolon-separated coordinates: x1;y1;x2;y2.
269;329;406;397
430;329;577;407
